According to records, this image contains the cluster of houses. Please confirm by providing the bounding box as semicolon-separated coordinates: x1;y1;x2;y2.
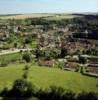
37;28;98;74
37;28;97;54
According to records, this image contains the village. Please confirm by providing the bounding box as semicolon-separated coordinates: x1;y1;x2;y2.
0;15;98;76
37;27;98;75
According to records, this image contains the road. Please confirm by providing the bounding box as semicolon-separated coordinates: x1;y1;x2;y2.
0;48;33;55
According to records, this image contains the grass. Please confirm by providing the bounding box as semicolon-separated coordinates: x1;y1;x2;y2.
0;53;22;63
0;63;97;93
29;40;37;48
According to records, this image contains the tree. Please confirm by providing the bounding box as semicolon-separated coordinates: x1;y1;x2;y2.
14;42;18;48
44;48;61;60
78;55;87;64
24;36;33;44
60;48;68;58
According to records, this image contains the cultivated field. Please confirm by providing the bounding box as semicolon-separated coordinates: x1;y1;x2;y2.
0;13;54;19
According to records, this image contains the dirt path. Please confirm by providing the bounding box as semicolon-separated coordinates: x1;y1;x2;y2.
0;48;32;55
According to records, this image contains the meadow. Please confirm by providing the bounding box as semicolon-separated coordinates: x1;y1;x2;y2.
0;63;97;93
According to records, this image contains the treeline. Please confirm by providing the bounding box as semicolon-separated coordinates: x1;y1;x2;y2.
1;14;98;32
70;15;98;30
73;31;98;39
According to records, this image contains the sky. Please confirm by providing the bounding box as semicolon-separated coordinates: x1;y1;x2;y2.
0;0;98;14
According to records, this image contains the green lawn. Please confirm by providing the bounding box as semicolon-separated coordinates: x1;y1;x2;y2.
0;63;97;93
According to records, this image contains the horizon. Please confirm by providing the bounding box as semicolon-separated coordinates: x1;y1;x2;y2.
0;12;98;16
0;0;98;14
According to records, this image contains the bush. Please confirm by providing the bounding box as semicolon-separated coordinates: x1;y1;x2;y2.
60;48;68;58
57;61;65;69
36;86;76;100
77;92;98;100
0;60;8;67
80;66;84;74
6;79;35;97
24;36;33;44
22;71;28;79
49;86;66;100
85;68;90;72
22;52;31;63
0;87;9;97
23;65;30;71
75;66;79;72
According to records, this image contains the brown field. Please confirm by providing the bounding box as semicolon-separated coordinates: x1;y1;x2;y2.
0;13;80;20
0;13;54;19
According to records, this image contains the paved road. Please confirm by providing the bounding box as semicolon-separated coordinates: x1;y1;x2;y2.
0;48;33;55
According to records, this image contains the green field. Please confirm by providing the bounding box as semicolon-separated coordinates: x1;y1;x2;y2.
44;14;81;21
0;63;97;93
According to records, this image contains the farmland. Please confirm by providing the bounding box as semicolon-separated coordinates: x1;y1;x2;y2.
0;13;53;19
0;13;80;20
